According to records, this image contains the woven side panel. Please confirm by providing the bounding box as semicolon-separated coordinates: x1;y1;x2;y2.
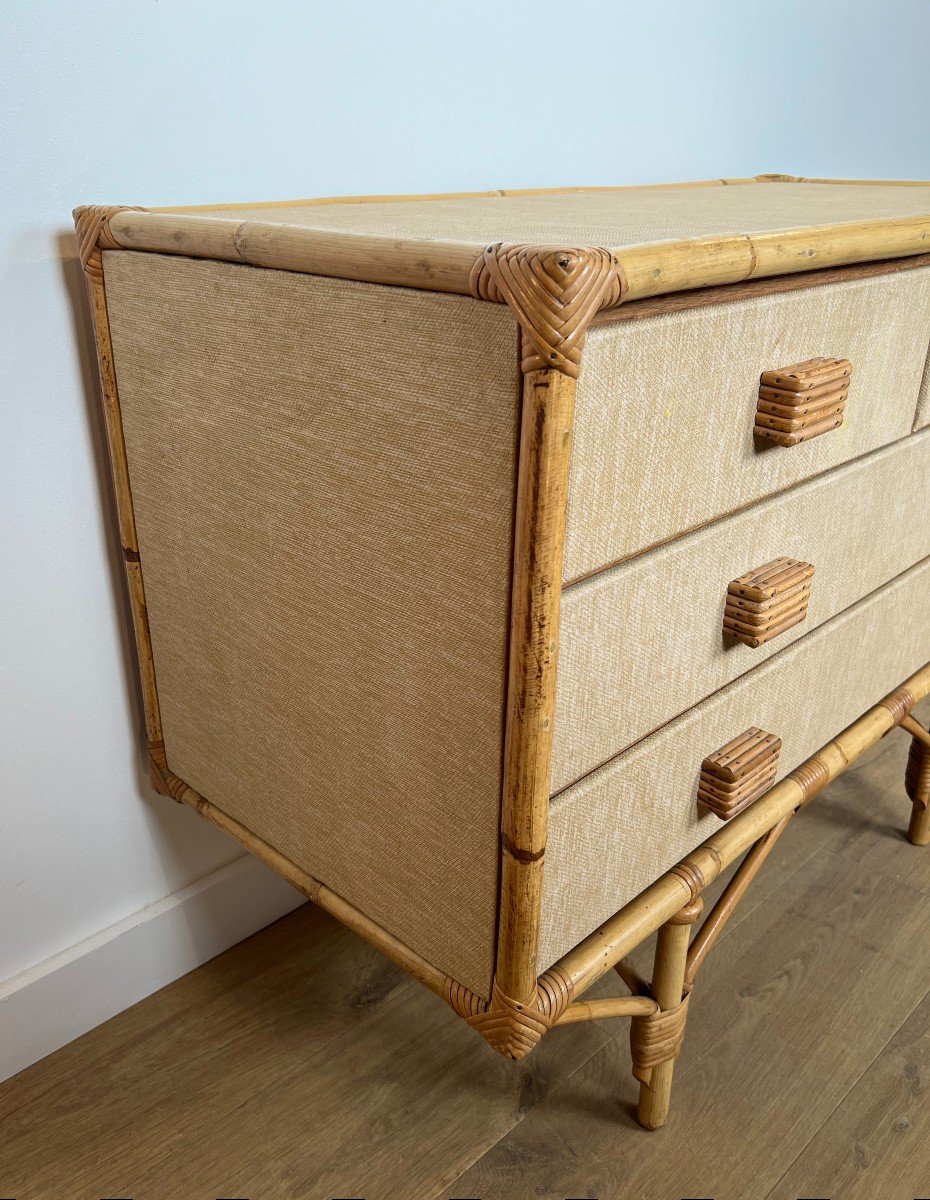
104;252;519;999
185;183;930;247
565;268;930;579
553;431;930;791
539;556;930;971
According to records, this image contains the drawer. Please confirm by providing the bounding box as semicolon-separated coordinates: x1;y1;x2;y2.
552;430;930;792
540;555;930;972
563;267;930;582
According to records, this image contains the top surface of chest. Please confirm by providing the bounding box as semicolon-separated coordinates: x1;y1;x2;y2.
164;179;930;249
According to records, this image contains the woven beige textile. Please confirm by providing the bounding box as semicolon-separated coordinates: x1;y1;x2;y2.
554;431;930;791
185;183;930;249
539;557;930;970
104;251;519;999
565;268;930;579
917;343;930;430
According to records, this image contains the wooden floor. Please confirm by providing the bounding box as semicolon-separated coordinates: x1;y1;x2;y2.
4;716;930;1200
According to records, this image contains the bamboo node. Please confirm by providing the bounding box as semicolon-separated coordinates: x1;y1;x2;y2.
469;243;626;377
630;994;690;1085
73;205;144;281
788;756;831;807
670;858;705;901
879;685;916;725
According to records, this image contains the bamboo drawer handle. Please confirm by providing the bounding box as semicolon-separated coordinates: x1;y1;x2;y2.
755;356;851;446
724;557;814;648
698;727;782;820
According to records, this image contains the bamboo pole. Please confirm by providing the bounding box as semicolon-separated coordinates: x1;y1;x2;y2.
75;211;163;748
555;665;930;1000
108;211;479;295
908;804;930;846
616;216;930;302
903;715;930;846
636;902;701;1130
754;174;930;186
556;996;658;1025
683;815;792;992
105;207;930;305
151;177;763;215
614;958;650;996
494;365;578;1005
901;714;930;750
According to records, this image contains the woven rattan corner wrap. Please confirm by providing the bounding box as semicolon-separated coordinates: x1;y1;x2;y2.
469;244;626;377
447;970;572;1059
630;995;691;1085
73;205;144;282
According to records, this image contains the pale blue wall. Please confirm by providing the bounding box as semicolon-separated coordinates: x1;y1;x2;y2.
2;0;929;985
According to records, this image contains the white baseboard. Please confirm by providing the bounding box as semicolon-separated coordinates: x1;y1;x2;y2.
0;856;305;1082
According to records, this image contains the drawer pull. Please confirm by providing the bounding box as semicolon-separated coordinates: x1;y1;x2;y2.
755;357;851;446
724;557;814;647
698;727;782;820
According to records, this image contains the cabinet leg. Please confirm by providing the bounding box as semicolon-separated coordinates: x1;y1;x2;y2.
632;899;702;1130
905;730;930;846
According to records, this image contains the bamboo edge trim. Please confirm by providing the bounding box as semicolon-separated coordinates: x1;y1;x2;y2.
150;175;930;215
487;238;630;1016
96;205;930;302
152;176;770;214
590;251;930;328
492;366;577;1010
73;205;163;748
489;241;629;1020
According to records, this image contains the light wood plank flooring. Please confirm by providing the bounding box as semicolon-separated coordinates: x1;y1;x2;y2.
3;711;930;1200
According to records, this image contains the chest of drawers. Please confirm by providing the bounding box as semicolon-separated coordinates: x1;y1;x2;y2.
75;175;930;1130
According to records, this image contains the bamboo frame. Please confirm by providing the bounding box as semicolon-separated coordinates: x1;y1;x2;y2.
149;173;930;216
75;179;930;1133
98;173;930;304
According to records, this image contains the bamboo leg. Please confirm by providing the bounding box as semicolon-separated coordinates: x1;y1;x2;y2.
635;899;702;1130
903;716;930;846
908;804;930;845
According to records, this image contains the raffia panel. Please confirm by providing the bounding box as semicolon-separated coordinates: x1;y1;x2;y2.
539;556;930;971
553;431;930;791
104;251;519;999
916;339;930;429
565;268;930;579
183;183;930;248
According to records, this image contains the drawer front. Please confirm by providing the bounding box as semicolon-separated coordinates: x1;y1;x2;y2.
552;431;930;792
564;267;930;582
539;555;930;972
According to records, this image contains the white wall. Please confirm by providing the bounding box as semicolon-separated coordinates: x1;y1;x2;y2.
3;0;930;1075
